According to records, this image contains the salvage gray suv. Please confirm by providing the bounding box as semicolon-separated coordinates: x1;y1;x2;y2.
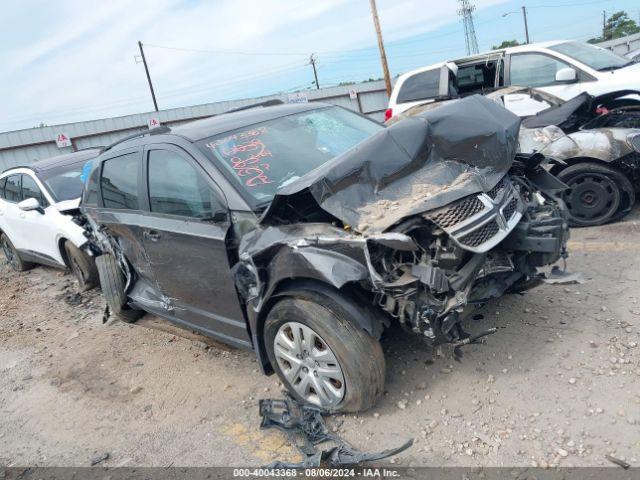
81;97;569;412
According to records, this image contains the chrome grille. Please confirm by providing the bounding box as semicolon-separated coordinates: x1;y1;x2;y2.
502;196;518;220
425;176;524;253
487;177;508;200
459;220;500;247
427;196;485;228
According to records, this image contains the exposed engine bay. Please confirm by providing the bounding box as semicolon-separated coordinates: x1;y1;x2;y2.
232;96;570;348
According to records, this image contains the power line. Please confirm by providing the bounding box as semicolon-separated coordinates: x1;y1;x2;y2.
528;0;612;8
144;43;309;57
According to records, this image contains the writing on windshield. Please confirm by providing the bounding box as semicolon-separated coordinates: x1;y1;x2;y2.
204;127;273;188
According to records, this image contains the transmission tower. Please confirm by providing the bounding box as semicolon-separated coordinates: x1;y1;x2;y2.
458;0;479;55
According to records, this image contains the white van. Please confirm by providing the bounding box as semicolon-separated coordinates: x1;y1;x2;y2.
386;40;640;120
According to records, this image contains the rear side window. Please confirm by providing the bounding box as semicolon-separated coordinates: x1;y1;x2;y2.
147;149;222;218
4;175;21;203
0;178;6;199
101;153;140;209
397;69;440;103
21;175;48;207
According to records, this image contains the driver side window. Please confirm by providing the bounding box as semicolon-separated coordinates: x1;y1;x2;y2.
21;174;49;207
510;54;571;87
147;149;224;219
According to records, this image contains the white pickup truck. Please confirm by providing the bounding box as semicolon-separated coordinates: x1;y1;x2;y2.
386;40;640;120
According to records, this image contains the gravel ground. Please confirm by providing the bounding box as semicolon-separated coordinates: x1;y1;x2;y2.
1;209;639;468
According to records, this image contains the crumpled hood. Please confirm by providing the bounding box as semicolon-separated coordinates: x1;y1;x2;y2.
55;198;81;213
263;95;521;233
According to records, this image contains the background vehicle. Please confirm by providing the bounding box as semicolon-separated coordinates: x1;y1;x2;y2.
387;40;640;120
0;150;100;291
82;100;568;413
504;89;640;227
391;87;640;227
626;48;640;62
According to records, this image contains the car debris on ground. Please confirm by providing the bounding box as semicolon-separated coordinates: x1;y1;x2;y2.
259;394;413;468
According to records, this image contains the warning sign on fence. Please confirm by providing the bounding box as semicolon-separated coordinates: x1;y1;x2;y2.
55;133;72;148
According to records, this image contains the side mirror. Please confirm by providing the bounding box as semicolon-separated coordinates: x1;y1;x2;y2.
18;197;44;214
555;67;577;83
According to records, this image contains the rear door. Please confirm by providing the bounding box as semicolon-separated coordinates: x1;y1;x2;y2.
96;148;157;285
140;144;250;346
0;177;8;236
0;174;26;249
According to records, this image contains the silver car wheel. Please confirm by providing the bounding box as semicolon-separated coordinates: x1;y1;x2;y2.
273;321;345;408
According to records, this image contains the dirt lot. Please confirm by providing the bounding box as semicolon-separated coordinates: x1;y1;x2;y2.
1;210;640;468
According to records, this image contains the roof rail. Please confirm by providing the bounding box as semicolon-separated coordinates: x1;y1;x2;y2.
101;125;171;152
1;165;34;175
225;99;285;114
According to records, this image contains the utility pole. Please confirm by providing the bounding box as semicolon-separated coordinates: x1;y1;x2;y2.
602;10;607;40
521;6;530;44
138;41;159;112
309;54;320;89
369;0;392;97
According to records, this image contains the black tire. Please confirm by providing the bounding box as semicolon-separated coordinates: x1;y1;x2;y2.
557;162;634;227
95;254;143;323
0;233;34;272
64;242;98;292
264;292;385;413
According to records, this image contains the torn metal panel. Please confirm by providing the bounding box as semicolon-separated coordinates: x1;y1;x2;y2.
264;95;521;234
538;129;637;163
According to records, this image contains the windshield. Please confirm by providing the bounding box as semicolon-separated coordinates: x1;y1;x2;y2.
549;41;632;71
40;161;86;202
198;106;383;206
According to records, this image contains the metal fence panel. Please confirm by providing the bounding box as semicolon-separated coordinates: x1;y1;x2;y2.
0;80;391;168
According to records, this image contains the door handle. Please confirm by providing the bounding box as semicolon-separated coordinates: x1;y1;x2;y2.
143;230;161;242
19;213;26;219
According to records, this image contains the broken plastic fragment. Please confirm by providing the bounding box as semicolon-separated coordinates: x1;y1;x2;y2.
543;266;585;285
259;394;413;468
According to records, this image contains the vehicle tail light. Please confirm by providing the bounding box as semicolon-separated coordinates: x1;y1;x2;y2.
384;108;393;121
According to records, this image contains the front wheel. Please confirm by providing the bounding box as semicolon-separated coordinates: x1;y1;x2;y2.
95;254;143;323
264;294;385;413
557;162;634;227
64;242;98;292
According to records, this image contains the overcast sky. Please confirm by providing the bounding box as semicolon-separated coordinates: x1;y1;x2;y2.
1;0;638;131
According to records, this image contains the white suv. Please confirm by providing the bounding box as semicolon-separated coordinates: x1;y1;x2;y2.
387;40;640;120
0;149;99;291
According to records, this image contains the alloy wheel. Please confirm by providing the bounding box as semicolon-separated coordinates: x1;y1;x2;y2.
273;321;345;408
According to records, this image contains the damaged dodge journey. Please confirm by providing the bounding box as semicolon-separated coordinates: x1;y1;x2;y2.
81;96;570;412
